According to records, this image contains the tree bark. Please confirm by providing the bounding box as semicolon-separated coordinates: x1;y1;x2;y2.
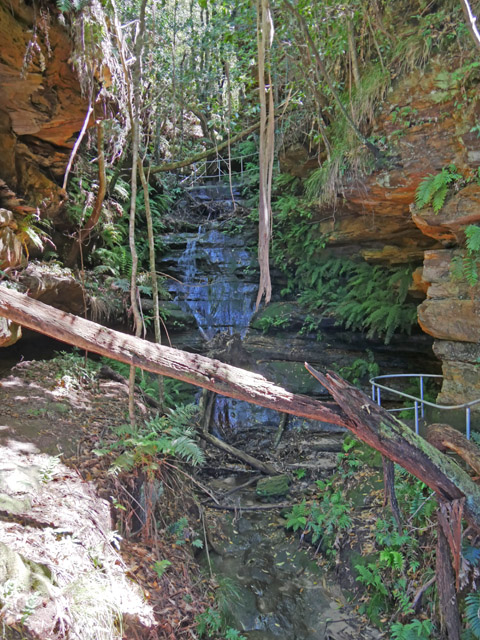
436;516;461;639
427;423;480;476
255;0;275;309
138;158;164;409
0;288;346;427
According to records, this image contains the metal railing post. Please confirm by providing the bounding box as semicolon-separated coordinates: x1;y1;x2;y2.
420;376;424;418
372;383;376;401
415;401;419;435
467;407;471;440
376;387;381;406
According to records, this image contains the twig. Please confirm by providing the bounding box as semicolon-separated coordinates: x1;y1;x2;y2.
62;103;94;190
412;575;436;613
163;461;220;504
221;475;260;499
203;501;294;511
200;507;213;578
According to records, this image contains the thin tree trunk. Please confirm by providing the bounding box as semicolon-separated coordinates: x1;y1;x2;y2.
62;103;94;191
256;0;275;309
112;0;148;424
138;158;164;409
282;0;381;158
460;0;480;51
347;18;360;87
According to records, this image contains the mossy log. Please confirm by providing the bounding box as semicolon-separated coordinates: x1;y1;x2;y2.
427;423;480;476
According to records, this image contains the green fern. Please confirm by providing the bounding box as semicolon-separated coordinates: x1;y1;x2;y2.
95;404;204;473
415;165;462;213
390;619;433;640
285;500;309;532
451;224;480;286
93;245;132;277
466;225;480;253
465;592;480;639
57;0;91;12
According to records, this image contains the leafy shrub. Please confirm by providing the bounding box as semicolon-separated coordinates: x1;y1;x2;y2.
285;478;352;558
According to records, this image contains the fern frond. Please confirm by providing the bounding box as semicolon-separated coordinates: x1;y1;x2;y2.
169;436;205;466
465;592;480;639
415;174;436;209
466;225;480;253
431;182;448;213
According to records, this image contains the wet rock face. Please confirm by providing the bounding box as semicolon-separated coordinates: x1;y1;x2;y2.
0;0;88;213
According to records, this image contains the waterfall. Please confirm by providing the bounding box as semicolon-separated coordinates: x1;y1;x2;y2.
173;226;258;339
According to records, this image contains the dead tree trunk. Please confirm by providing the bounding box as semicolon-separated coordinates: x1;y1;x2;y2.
305;365;480;533
0;288;346;426
436;517;461;640
3;288;480;532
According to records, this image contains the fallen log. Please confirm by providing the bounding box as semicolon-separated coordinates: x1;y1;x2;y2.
427;423;480;476
0;287;346;426
305;365;480;532
4;287;480;533
198;430;277;475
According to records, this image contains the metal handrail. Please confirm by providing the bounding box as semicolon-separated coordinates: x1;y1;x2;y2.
369;373;480;439
170;152;259;187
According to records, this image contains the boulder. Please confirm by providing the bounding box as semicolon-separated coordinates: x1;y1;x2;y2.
418;251;480;410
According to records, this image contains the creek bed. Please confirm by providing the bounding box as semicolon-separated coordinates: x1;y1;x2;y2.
203;478;379;640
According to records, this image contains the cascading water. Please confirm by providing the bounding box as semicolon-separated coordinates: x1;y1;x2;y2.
167;224;286;434
173;226;258;340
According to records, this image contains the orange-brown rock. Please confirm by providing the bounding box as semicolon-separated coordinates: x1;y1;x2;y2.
418;249;480;409
418;249;480;341
418;299;480;342
19;262;85;315
412;183;480;244
306;58;480;263
433;341;480;410
0;0;89;214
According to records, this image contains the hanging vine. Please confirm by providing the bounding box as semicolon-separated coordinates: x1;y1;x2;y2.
256;0;275;309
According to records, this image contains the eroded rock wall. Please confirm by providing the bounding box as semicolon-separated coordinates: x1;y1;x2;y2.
281;56;480;408
0;0;88;215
